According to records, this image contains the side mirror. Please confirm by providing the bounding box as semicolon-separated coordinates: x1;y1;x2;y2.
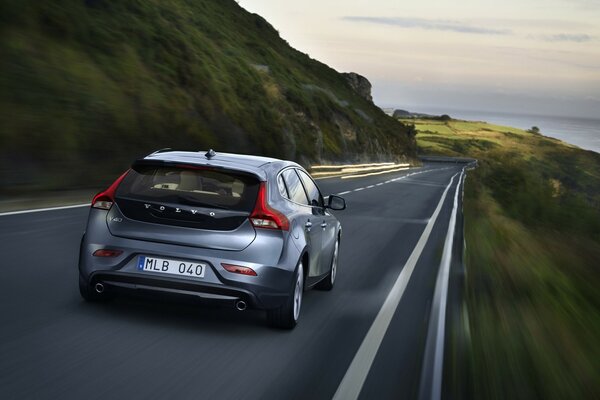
326;195;346;211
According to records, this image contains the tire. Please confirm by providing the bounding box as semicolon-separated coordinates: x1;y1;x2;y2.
268;261;304;329
79;274;112;302
316;238;339;291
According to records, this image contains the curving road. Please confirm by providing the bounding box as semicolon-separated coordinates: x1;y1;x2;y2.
0;162;467;400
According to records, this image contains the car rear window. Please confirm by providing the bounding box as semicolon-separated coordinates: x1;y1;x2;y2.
116;165;260;212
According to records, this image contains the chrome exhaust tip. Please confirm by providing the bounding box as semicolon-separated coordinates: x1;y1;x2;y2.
95;283;105;294
235;300;247;311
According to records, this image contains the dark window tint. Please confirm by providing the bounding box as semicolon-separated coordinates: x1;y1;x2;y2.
282;169;309;205
116;165;259;212
297;170;323;207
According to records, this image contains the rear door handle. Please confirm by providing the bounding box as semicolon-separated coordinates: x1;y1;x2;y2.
305;221;313;229
320;222;327;228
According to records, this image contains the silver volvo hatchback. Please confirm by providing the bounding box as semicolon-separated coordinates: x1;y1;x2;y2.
78;150;346;329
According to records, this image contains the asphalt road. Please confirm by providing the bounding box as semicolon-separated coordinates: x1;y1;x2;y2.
0;162;466;400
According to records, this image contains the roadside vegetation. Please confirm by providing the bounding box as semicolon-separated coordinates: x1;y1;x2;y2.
0;0;415;195
402;118;600;399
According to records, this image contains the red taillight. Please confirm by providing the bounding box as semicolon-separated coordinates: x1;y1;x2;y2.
249;182;289;230
222;263;257;276
92;170;129;210
92;199;113;210
93;249;123;257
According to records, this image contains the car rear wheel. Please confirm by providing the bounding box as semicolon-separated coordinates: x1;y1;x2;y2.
268;261;304;329
316;238;339;291
79;274;112;302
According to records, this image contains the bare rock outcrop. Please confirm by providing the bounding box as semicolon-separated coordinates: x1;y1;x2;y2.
342;72;373;102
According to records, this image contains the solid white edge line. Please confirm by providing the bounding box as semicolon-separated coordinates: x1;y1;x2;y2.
0;203;89;217
332;171;460;400
428;168;465;400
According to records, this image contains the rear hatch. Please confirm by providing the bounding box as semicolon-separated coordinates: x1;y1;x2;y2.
107;161;260;251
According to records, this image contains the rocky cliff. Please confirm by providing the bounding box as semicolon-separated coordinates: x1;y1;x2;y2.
342;72;373;102
0;0;416;193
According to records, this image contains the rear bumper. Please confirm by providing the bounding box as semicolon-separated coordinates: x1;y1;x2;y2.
79;238;301;311
79;207;303;310
81;266;292;310
88;271;262;308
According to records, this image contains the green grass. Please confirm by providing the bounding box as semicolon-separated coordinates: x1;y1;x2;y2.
464;187;599;399
401;117;600;399
0;0;416;194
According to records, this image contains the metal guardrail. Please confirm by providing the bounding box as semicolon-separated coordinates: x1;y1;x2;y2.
418;155;477;164
311;162;411;179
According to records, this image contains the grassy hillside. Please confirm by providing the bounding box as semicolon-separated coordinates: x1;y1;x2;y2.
404;118;600;399
0;0;416;193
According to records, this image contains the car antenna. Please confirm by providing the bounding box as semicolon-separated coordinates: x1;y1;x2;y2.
205;149;216;159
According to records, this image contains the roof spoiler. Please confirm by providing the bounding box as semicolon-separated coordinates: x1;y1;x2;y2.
146;148;172;157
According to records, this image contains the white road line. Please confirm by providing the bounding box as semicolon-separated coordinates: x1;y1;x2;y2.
332;172;460;400
419;168;465;400
0;203;89;217
333;168;445;197
340;166;409;179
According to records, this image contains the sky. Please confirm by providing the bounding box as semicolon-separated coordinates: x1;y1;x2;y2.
238;0;600;118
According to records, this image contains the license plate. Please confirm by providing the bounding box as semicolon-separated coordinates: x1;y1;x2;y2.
137;256;206;278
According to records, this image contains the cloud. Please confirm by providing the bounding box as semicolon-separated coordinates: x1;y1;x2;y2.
342;16;511;36
567;0;600;10
476;18;593;30
537;33;594;42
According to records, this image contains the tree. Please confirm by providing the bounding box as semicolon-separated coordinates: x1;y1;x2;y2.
528;126;540;134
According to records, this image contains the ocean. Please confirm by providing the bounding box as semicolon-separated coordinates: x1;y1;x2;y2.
400;107;600;154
